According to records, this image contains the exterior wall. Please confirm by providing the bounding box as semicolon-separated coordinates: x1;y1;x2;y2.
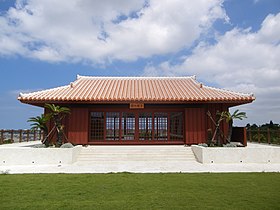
67;107;89;144
45;103;231;145
185;107;206;144
205;104;229;144
184;104;230;145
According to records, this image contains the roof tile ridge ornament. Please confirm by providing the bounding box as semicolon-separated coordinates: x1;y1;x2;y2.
18;92;24;98
70;82;75;88
190;75;196;80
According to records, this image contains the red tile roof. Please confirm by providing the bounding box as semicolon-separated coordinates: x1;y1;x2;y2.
18;75;255;104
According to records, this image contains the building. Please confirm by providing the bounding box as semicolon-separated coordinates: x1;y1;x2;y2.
18;75;255;145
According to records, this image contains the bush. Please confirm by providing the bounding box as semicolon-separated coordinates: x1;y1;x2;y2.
198;143;208;147
223;143;237;147
60;143;74;148
33;144;47;148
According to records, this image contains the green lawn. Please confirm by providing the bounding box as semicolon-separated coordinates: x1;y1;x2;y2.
0;173;279;209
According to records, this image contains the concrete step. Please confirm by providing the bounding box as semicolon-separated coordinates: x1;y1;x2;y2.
75;146;197;163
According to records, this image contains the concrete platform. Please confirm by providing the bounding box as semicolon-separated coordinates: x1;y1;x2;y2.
0;142;279;174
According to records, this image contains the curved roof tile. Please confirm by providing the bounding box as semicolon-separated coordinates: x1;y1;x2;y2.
18;76;255;104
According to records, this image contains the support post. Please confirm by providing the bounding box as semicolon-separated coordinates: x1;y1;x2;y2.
267;128;271;144
0;130;3;144
11;130;14;143
243;127;247;146
27;130;30;142
19;130;22;142
258;128;260;143
249;129;252;142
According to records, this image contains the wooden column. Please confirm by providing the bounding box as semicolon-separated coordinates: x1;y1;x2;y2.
10;130;14;143
0;130;3;144
249;129;252;142
243;127;247;146
267;128;271;144
257;128;260;143
26;130;30;142
19;130;22;143
33;130;36;141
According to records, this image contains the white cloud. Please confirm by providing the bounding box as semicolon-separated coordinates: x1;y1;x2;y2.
0;0;227;62
143;13;280;125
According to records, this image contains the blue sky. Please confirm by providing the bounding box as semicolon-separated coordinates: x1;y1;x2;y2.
0;0;279;129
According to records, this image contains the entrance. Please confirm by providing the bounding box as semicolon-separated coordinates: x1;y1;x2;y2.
89;110;184;144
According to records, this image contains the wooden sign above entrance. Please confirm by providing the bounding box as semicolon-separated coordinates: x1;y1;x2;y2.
130;103;144;109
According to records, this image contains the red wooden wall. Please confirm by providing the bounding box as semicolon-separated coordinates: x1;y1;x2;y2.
67;107;89;144
184;104;230;145
44;103;230;145
205;104;229;144
185;107;206;144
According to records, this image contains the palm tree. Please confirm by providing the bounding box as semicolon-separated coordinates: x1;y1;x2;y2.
28;114;50;146
45;104;70;147
221;110;247;143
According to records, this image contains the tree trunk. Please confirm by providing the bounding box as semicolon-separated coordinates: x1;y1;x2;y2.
227;120;233;143
42;128;50;147
53;114;63;147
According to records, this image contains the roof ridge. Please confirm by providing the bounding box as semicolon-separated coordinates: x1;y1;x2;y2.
77;75;196;80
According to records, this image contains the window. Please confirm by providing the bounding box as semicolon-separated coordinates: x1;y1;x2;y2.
122;112;135;140
154;112;168;140
170;112;183;140
89;110;184;142
106;112;120;140
139;113;152;140
90;112;104;140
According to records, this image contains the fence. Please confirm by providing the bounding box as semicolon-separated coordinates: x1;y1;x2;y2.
247;128;280;145
0;129;43;145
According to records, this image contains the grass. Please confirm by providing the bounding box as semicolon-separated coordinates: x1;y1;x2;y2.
0;173;279;209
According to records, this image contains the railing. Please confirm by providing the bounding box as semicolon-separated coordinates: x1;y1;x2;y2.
247;128;280;145
0;129;43;145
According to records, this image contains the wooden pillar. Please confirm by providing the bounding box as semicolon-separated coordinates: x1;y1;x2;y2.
167;113;170;141
135;112;139;141
257;128;260;143
267;128;271;144
19;130;22;143
249;129;252;142
243;127;247;146
33;130;36;141
152;113;155;141
11;130;14;143
27;130;30;142
0;130;3;144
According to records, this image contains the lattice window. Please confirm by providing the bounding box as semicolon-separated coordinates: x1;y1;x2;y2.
170;112;184;140
106;112;120;140
154;112;168;140
90;112;104;140
122;112;135;140
139;113;152;140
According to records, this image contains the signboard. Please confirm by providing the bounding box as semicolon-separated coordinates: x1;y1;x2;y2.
130;103;144;109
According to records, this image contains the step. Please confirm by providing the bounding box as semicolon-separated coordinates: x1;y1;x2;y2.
75;146;197;163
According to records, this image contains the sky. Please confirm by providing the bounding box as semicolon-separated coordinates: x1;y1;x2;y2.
0;0;279;129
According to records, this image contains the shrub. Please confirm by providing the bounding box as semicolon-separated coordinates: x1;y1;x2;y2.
223;143;237;147
33;144;47;148
60;143;74;148
198;143;208;147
